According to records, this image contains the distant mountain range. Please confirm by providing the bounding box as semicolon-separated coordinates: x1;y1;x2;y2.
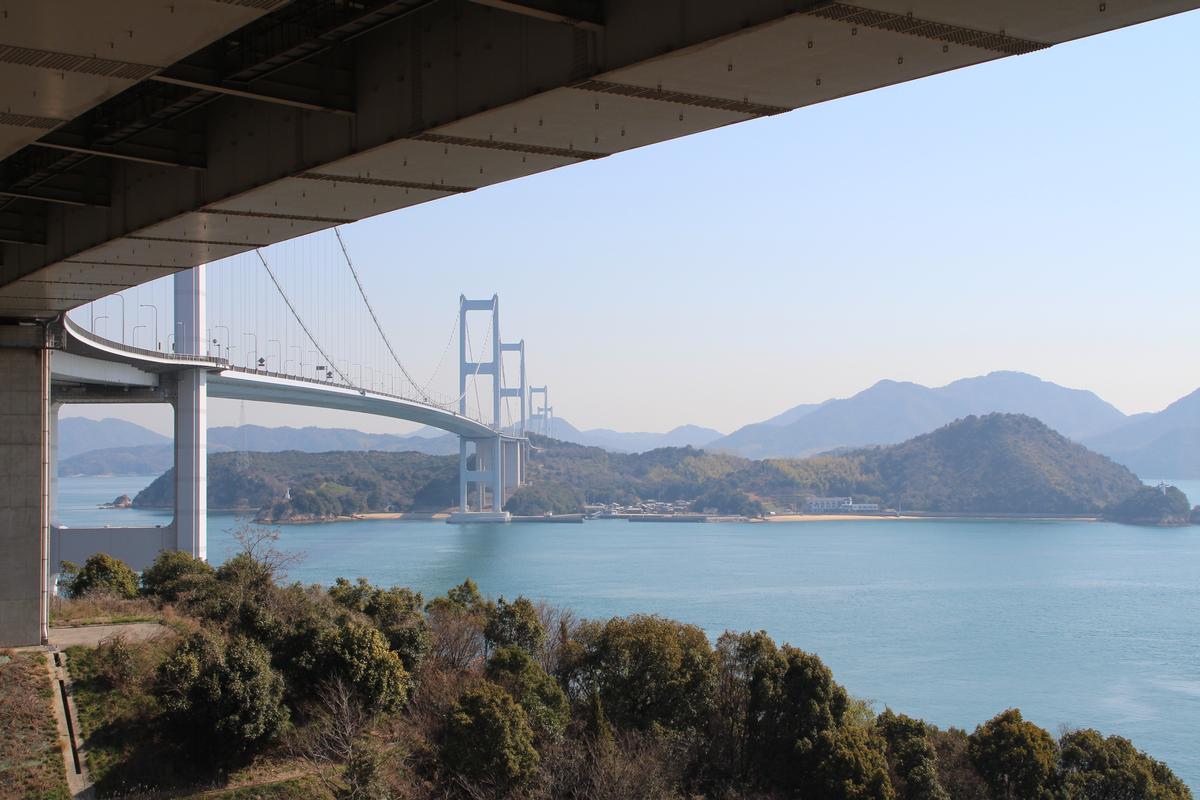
547;419;724;454
58;423;457;476
706;371;1129;459
57;372;1200;478
58;417;170;459
1081;388;1200;478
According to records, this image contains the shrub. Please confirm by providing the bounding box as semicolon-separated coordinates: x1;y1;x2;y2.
810;725;896;800
877;709;949;800
743;642;851;794
64;553;139;599
322;622;410;712
156;631;289;755
968;709;1057;800
486;646;569;735
441;682;539;791
1058;728;1192;800
484;595;546;655
330;579;430;671
584;614;716;733
141;549;214;601
94;635;137;689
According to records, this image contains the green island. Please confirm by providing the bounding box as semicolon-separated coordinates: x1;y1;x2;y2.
32;539;1194;800
133;414;1198;526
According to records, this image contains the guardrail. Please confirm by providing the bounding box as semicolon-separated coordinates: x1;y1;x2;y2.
61;314;514;434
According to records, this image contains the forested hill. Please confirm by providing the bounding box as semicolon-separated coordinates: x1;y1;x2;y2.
523;413;1147;515
133;414;1156;520
134;450;456;520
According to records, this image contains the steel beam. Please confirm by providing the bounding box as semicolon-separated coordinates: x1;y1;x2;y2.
150;75;356;116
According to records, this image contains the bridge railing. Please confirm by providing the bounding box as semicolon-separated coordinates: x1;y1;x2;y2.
218;363;468;417
63;315;500;428
61;316;230;368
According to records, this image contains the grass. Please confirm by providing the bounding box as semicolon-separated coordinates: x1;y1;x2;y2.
50;594;162;627
189;776;327;799
67;643;167;794
0;650;71;800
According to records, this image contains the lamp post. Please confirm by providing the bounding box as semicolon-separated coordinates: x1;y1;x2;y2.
139;303;159;349
133;325;147;348
114;293;125;343
243;332;258;370
213;325;230;358
288;345;302;375
268;339;281;372
93;315;109;336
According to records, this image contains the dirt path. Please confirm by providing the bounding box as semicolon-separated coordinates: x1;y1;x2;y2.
49;622;167;648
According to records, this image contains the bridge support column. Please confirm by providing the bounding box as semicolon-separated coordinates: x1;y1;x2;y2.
173;370;207;559
0;329;53;646
173;266;207;559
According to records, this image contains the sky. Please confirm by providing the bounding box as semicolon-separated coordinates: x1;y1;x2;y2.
64;10;1200;438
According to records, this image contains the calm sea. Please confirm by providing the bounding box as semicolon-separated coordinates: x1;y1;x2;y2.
58;475;1200;790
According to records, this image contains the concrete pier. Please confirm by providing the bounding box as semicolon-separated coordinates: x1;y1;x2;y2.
0;334;51;646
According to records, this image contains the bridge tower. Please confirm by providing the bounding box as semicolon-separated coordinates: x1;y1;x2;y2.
500;339;526;435
530;386;552;436
173;266;208;559
458;295;504;514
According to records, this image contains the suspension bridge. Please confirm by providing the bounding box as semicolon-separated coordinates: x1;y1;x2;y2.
3;0;1198;647
47;229;549;596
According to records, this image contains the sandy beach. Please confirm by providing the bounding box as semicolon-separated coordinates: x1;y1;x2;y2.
765;514;917;522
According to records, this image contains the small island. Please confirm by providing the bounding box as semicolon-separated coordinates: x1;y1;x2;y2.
1103;483;1196;526
128;414;1197;526
99;494;133;509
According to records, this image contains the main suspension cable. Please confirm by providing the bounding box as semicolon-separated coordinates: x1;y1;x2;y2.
334;227;445;406
256;249;353;388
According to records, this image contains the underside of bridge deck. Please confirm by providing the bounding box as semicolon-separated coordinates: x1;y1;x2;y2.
1;0;1198;319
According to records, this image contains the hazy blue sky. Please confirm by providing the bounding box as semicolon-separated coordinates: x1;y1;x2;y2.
67;11;1200;437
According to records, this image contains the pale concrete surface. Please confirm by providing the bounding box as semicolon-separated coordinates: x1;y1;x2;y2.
44;650;95;799
0;347;48;647
49;622;167;648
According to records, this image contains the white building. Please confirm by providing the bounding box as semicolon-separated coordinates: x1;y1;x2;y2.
806;497;880;513
807;497;853;513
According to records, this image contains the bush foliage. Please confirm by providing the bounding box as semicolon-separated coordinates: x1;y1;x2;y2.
70;548;1193;800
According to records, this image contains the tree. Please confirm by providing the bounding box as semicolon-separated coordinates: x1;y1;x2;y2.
1104;485;1193;526
62;553;139;599
486;646;569;735
329;579;430;671
441;682;539;792
877;709;949;800
440;578;485;612
968;709;1057;800
504;482;584;515
708;630;782;782
928;726;989;800
583;614;717;733
156;631;289;755
743;643;852;794
141;549;214;601
1058;728;1191;800
291;679;386;800
364;585;430;672
484;595;546;655
322;621;411;712
426;579;488;670
810;725;896;800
